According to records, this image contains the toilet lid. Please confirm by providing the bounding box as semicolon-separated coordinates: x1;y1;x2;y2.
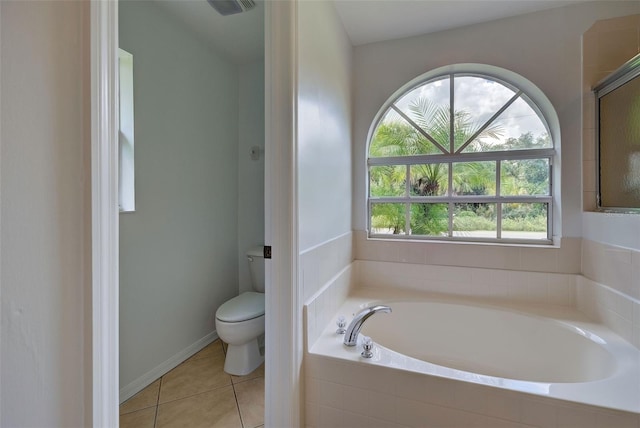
216;291;265;322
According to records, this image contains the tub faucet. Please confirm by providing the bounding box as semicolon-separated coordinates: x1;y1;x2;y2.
343;305;392;347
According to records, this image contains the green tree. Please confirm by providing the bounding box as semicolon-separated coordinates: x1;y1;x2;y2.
369;97;504;235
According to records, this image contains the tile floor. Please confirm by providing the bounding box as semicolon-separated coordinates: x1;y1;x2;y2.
120;340;264;428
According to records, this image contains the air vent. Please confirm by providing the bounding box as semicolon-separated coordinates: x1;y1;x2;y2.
239;0;256;11
207;0;255;16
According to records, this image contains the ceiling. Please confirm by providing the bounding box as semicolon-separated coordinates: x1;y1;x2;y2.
154;0;593;64
154;0;264;65
333;0;591;46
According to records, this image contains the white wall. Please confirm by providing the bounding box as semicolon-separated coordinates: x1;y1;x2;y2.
352;1;640;242
296;2;353;420
119;1;239;390
1;1;88;425
298;0;353;253
238;61;265;293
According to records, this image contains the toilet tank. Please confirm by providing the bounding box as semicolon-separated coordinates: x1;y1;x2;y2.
247;247;265;293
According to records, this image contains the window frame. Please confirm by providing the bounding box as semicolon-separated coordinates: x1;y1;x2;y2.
367;71;556;245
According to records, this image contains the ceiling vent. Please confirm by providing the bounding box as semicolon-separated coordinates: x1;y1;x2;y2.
206;0;256;16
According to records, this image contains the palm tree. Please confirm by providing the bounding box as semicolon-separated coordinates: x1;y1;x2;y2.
369;97;504;235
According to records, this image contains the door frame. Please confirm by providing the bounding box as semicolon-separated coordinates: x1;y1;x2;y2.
264;0;301;426
89;1;301;426
90;0;119;425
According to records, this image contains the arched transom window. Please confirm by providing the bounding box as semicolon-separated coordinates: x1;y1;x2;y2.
367;72;555;243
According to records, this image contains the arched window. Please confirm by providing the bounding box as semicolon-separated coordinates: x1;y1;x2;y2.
367;69;557;244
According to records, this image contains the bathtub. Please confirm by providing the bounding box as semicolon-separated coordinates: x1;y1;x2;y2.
308;288;640;418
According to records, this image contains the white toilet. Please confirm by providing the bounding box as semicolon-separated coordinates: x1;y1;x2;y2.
215;247;265;376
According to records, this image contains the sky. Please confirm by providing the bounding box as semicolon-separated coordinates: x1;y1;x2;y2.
385;74;550;149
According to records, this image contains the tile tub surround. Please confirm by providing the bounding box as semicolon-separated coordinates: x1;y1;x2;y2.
305;264;354;350
305;291;640;428
582;238;640;301
301;231;353;303
353;260;576;307
579;238;640;348
354;230;581;274
577;276;640;350
305;256;640;348
305;259;580;352
305;353;640;428
303;258;640;427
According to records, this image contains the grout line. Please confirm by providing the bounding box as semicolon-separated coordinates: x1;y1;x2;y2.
153;376;163;428
231;381;245;428
219;337;247;427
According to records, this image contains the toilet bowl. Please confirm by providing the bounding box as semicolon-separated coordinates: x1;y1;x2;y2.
215;248;265;376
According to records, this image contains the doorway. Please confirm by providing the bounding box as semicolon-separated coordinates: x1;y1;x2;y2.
90;1;300;426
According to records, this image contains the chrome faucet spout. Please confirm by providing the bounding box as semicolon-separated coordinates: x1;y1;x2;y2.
343;305;392;347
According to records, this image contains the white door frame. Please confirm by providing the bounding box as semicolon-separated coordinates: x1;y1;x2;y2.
90;0;120;426
90;1;301;426
264;1;301;426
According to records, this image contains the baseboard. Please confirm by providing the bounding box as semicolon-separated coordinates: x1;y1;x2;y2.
119;331;219;403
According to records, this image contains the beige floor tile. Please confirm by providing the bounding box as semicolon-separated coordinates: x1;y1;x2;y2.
159;354;231;403
234;377;264;428
231;363;264;384
156;386;242;428
120;407;156;428
120;379;161;414
186;340;225;362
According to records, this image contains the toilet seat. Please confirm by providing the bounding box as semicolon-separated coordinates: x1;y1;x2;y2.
216;291;264;322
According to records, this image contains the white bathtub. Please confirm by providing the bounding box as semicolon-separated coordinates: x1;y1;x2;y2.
309;289;640;415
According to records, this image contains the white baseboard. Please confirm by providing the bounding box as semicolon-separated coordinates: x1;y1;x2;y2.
119;331;219;403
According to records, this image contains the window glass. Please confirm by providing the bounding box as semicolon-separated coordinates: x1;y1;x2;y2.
367;71;555;243
410;164;448;196
453;203;497;239
454;76;516;152
371;203;406;235
501;159;550;196
370;165;406;197
452;161;496;196
502;203;548;240
464;96;550;153
410;204;449;236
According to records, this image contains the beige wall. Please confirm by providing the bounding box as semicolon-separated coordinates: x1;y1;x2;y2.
1;1;89;425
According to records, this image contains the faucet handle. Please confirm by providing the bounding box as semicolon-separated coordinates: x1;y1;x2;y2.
361;336;374;359
336;315;347;334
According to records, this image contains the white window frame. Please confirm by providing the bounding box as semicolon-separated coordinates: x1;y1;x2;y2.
118;48;135;213
367;69;558;245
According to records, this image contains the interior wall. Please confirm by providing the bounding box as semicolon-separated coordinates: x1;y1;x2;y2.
298;0;353;253
0;1;87;425
119;1;239;389
352;1;640;246
238;60;265;294
296;3;353;420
